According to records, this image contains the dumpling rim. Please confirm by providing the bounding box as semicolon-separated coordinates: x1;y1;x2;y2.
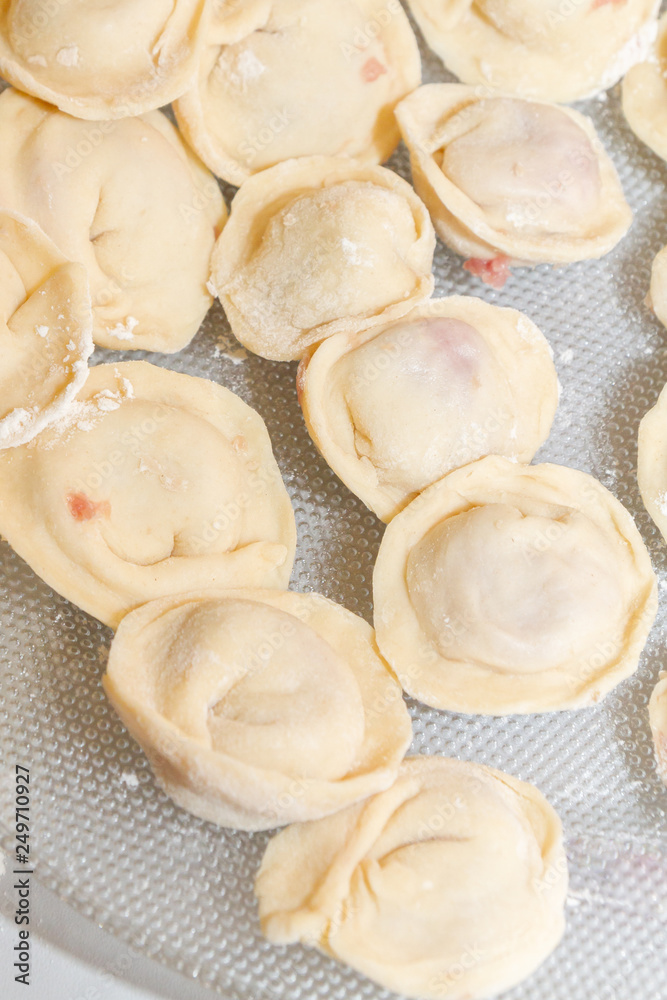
0;208;93;450
255;754;568;1000
173;0;422;186
103;587;414;830
297;295;559;522
0;360;297;628
406;0;658;104
210;154;435;362
373;454;658;714
395;83;633;264
0;0;210;120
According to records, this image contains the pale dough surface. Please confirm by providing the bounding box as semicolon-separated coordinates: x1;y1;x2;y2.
0;209;92;449
623;13;667;162
174;0;421;185
104;588;412;829
256;755;567;1000
649;674;667;784
0;0;209;119
211;155;435;361
0;361;296;628
648;245;667;332
373;456;657;713
298;296;558;521
638;379;667;541
0;88;225;353
396;84;632;265
407;0;658;102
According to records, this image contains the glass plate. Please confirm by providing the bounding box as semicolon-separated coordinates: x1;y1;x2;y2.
1;9;667;999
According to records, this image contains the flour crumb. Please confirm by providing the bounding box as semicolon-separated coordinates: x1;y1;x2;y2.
120;772;139;790
35;325;49;338
108;316;139;341
214;333;248;364
233;48;266;87
95;389;122;412
56;45;79;67
0;408;33;444
559;348;574;364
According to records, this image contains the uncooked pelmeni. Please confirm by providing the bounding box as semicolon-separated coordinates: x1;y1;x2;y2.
649;674;667;784
396;85;632;283
256;755;567;1000
0;362;296;628
211;156;435;361
623;14;667;162
407;0;658;103
373;456;657;714
0;210;92;450
103;589;412;829
174;0;421;185
0;0;209;119
638;380;667;540
297;296;558;521
0;88;225;353
647;245;667;332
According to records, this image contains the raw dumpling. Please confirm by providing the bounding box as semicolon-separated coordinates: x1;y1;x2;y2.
373;456;657;714
623;14;667;162
0;210;92;449
647;245;667;332
211;156;435;361
103;589;412;829
0;0;209;119
407;0;657;103
0;362;296;628
174;0;421;186
256;755;567;1000
298;296;558;521
0;88;225;353
649;674;667;784
637;380;667;540
396;85;632;282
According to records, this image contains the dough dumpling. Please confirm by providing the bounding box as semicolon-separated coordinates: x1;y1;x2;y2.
0;210;92;449
174;0;421;186
256;755;567;1000
0;0;209;119
103;589;412;829
637;380;667;540
298;296;558;521
374;456;657;714
0;362;296;628
211;156;435;361
649;674;667;784
407;0;657;103
623;14;667;162
396;85;632;281
647;245;667;332
0;88;225;353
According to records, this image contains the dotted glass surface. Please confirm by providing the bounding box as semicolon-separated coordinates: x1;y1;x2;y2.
1;9;667;1000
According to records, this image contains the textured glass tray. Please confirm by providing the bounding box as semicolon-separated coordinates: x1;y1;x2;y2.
1;11;667;1000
